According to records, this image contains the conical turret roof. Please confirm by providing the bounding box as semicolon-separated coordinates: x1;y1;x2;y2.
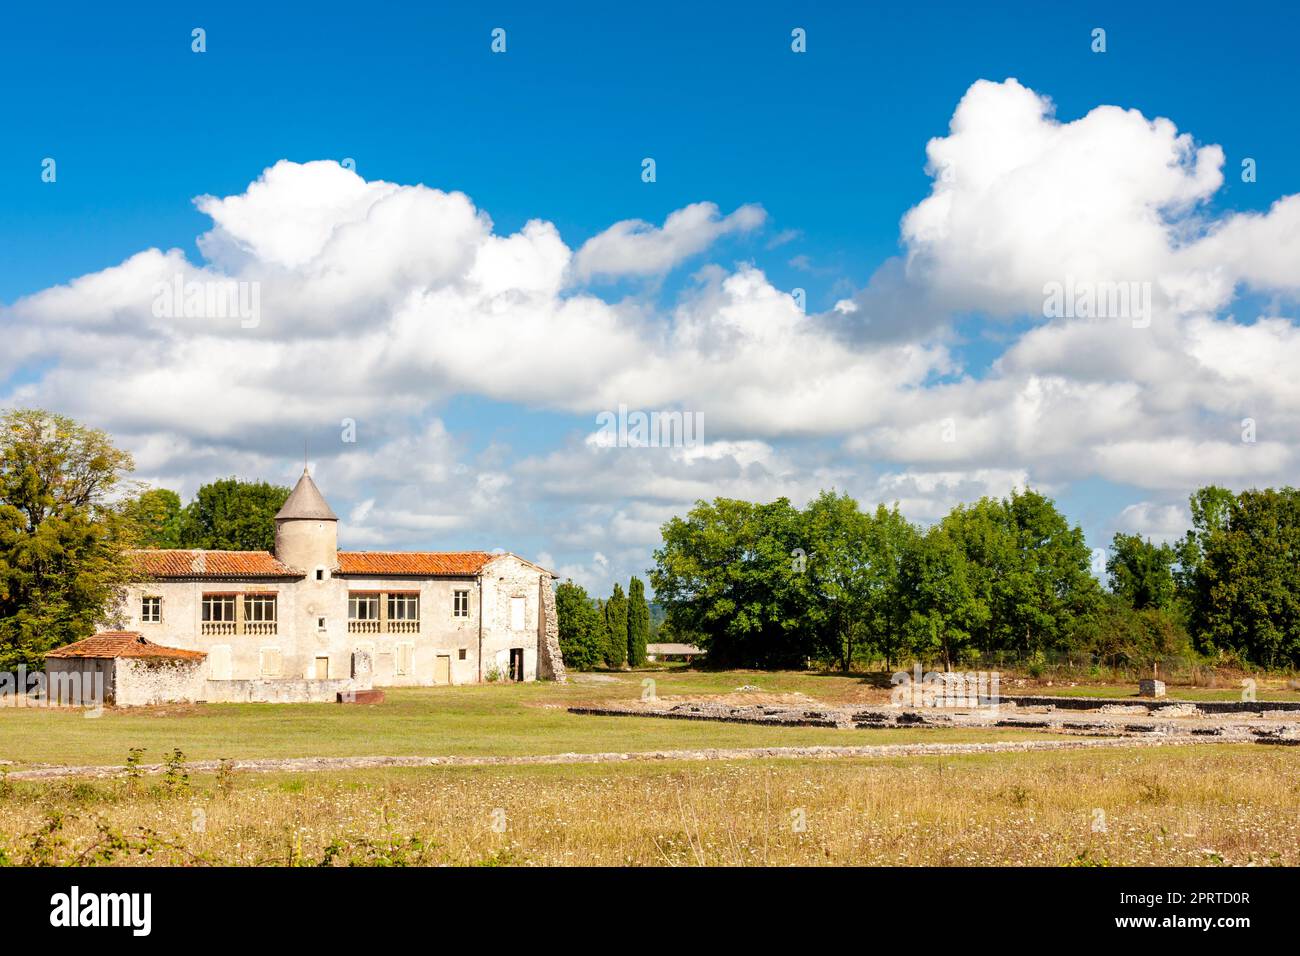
275;469;338;521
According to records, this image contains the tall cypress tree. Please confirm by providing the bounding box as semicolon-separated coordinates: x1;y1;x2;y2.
594;598;612;669
605;583;629;668
627;576;651;667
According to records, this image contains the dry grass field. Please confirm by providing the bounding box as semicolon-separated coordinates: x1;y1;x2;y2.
0;745;1296;866
2;667;1295;768
2;668;1296;866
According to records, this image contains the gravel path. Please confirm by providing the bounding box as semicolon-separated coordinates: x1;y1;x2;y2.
3;735;1224;782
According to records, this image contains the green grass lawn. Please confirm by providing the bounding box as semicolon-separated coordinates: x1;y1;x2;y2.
0;670;1068;767
4;667;1291;768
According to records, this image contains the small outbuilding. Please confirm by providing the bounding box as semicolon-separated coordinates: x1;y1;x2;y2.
45;632;208;707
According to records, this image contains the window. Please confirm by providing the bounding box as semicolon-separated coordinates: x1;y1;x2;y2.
348;593;379;633
388;593;419;621
349;593;380;620
395;643;414;676
241;594;277;634
458;648;467;661
317;617;327;631
203;592;276;635
316;568;325;581
140;596;162;623
453;589;470;618
202;594;236;622
388;593;419;633
244;594;277;622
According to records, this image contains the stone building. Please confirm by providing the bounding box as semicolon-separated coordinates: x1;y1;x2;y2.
113;470;565;696
46;632;208;707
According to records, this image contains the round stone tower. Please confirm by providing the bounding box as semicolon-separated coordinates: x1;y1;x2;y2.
274;468;338;573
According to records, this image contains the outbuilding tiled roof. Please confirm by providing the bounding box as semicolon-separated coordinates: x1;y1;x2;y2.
46;632;207;661
129;549;303;579
336;551;496;576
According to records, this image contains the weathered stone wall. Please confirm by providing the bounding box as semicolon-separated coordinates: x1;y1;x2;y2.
1004;694;1300;714
202;677;363;704
115;658;208;706
478;555;545;681
537;574;565;682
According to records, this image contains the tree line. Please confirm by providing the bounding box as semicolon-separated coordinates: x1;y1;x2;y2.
647;487;1300;672
555;577;652;671
123;480;291;552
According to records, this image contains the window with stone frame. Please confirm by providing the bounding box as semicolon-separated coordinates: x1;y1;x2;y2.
388;592;419;621
348;592;380;633
243;594;278;634
349;593;380;620
140;595;162;624
202;593;237;635
387;592;419;634
202;594;236;622
453;589;470;618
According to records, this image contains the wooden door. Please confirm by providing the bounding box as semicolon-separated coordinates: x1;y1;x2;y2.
435;654;451;685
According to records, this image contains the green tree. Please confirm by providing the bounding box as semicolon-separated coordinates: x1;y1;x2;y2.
899;526;988;670
1106;532;1176;610
0;409;135;670
943;489;1100;660
1174;485;1234;600
1084;595;1192;670
121;488;184;548
1189;487;1300;667
799;491;870;669
554;580;605;671
651;497;811;667
178;478;290;552
594;598;613;669
627;576;651;667
604;582;628;668
799;492;918;671
854;503;919;670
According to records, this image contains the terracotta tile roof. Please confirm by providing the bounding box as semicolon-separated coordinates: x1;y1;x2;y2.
129;550;303;580
46;632;207;662
336;551;496;576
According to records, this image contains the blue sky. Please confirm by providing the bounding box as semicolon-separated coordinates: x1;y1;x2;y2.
2;1;1298;594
